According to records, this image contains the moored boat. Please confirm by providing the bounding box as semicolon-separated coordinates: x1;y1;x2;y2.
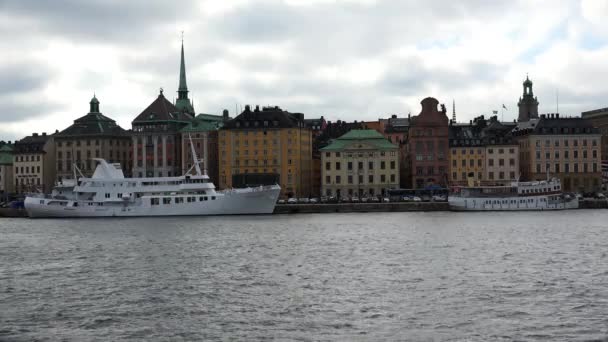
448;178;578;211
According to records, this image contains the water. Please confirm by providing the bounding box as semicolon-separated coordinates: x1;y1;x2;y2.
1;211;608;341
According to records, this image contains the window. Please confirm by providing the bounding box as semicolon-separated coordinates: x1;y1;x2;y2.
368;175;373;183
390;161;396;169
499;171;504;179
488;148;493;154
509;158;515;166
325;176;330;183
452;172;457;179
348;175;353;184
358;175;363;184
510;171;515;179
489;159;494;166
462;159;466;167
368;161;373;170
325;162;330;171
461;172;466;179
499;159;504;166
336;175;341;184
348;162;353;170
381;161;386;170
469;159;474;167
489;172;494;180
381;175;386;182
335;162;341;170
390;174;395;182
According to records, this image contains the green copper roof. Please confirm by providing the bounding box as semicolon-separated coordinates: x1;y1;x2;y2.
181;115;224;132
320;129;398;151
175;41;195;115
0;145;13;165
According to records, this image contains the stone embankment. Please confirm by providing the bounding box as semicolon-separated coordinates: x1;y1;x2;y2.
274;202;449;214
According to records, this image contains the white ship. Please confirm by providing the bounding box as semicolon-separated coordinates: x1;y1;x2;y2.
448;178;578;211
24;140;280;218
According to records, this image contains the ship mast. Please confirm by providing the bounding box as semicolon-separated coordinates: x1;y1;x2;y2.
188;134;203;176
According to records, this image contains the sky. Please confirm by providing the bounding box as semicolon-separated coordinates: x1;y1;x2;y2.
1;0;608;141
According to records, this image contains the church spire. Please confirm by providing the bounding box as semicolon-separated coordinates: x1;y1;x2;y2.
175;33;195;116
452;99;456;122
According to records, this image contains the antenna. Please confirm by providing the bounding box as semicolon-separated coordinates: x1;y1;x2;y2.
452;99;456;122
556;88;559;114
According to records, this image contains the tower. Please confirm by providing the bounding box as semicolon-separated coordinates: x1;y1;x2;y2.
517;75;539;122
89;95;100;113
452;99;456;122
175;38;195;116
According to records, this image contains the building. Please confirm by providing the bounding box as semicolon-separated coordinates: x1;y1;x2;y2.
383;114;411;188
513;114;602;192
131;41;195;178
304;116;327;140
321;129;399;198
180;111;230;184
54;96;131;179
0;142;14;195
218;105;313;198
13;133;55;194
581;107;608;185
517;75;539;122
449;116;519;185
408;97;449;189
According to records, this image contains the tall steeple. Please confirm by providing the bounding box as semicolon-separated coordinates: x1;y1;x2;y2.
452;99;456;122
175;35;195;116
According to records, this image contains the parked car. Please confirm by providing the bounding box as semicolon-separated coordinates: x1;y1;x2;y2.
340;196;350;202
277;199;286;204
595;193;606;199
328;196;338;203
287;197;298;204
432;195;446;202
320;196;329;203
309;198;319;203
351;196;360;202
370;197;380;203
402;196;412;202
298;197;310;203
383;197;390;202
360;197;369;203
412;196;422;202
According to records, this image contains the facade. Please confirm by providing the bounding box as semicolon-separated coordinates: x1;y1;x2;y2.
180;111;229;184
321;129;399;198
581;107;608;185
449;116;519;185
132;91;193;178
517;75;540;122
513;114;602;192
408;97;449;189
54;96;131;179
13;133;55;194
131;41;195;178
0;143;14;195
383;115;411;188
218;105;313;198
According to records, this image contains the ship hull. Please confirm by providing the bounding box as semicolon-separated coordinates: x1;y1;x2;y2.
448;195;579;211
24;185;281;218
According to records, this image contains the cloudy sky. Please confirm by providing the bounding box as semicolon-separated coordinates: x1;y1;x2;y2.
1;0;607;141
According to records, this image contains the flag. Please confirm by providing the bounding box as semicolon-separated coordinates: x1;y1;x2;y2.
502;104;508;110
492;110;498;114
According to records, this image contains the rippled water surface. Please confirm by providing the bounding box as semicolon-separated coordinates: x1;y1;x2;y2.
1;211;608;341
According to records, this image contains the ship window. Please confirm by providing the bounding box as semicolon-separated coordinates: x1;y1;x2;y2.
151;198;160;205
211;196;216;200
175;197;184;204
199;197;204;202
203;197;208;201
163;198;171;204
105;193;110;198
117;193;122;198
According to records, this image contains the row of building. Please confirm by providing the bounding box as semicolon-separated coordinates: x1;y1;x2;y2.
1;45;606;199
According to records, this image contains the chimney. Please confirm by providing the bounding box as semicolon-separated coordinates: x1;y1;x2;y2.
222;109;229;121
556;113;559;119
255;105;260;112
392;114;397;119
245;105;251;112
33;133;38;137
42;132;47;136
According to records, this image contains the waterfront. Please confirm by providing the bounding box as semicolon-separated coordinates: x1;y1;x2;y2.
1;212;608;341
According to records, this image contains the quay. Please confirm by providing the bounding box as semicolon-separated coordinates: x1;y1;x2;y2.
274;202;450;214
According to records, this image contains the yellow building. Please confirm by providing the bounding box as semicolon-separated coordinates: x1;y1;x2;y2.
449;145;485;185
218;105;312;198
514;115;602;192
13;133;55;194
448;117;519;185
321;129;399;198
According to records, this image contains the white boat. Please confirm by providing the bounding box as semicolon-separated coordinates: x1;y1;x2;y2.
448;178;578;211
24;139;280;218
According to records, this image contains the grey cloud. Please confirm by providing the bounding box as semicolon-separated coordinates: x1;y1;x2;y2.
1;0;199;43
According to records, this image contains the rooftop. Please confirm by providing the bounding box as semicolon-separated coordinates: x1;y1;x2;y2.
320;129;398;151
